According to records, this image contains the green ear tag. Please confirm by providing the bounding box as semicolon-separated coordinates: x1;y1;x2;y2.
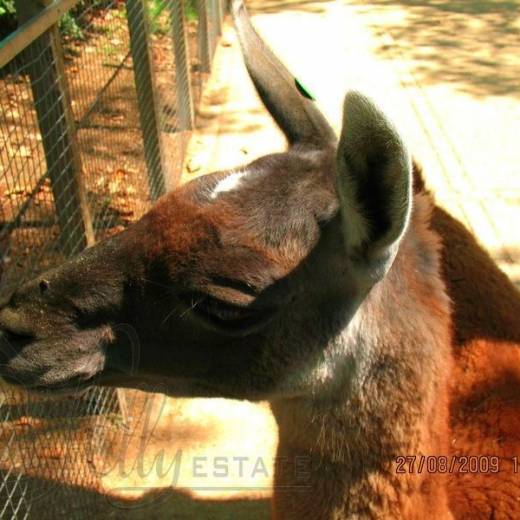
294;78;316;101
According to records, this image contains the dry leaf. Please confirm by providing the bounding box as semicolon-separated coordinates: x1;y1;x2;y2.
186;159;201;174
19;145;31;158
16;416;34;427
39;448;62;460
109;180;121;194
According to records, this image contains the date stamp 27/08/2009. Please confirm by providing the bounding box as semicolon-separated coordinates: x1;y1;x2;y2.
395;455;520;475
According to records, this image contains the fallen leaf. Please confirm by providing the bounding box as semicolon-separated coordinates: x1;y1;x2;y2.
19;145;31;158
109;180;121;194
186;159;201;173
38;448;62;459
16;416;34;427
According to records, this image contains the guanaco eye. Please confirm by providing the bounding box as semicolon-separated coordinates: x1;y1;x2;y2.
178;292;275;333
39;280;49;294
197;296;257;323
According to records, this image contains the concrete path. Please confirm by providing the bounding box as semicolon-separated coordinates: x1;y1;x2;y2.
184;0;520;285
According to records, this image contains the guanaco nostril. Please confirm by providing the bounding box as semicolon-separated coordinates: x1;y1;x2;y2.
0;328;34;368
0;327;32;343
0;293;10;309
0;328;23;357
39;279;49;294
0;309;35;345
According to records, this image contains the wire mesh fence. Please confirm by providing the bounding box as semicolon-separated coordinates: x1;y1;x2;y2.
0;0;227;517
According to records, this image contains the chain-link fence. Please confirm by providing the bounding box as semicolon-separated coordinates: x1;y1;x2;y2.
0;0;227;517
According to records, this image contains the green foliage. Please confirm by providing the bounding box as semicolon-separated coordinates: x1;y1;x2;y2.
59;1;114;40
0;0;120;41
148;0;199;35
149;0;167;19
0;0;16;39
0;0;199;41
148;0;168;35
184;0;198;22
0;0;15;17
59;11;85;40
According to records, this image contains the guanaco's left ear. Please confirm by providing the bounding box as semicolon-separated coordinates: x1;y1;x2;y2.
336;91;412;278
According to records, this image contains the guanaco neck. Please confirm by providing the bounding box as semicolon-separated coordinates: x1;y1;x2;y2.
270;193;454;519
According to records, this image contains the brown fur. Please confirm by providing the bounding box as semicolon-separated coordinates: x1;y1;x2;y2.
429;164;520;518
431;191;520;519
1;3;519;516
1;148;518;519
268;164;520;519
270;166;454;519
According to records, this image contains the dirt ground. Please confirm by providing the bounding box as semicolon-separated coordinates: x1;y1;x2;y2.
184;0;519;284
0;2;202;292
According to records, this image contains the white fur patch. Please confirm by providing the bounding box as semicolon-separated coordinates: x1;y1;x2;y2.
210;171;247;199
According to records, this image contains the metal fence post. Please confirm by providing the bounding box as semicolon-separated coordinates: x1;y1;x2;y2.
196;0;211;73
170;0;194;131
207;0;219;56
15;0;94;256
215;0;224;35
126;0;166;200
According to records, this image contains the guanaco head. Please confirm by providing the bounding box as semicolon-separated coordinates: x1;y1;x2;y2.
0;1;411;399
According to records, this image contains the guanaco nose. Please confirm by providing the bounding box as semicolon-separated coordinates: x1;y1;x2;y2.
0;306;35;346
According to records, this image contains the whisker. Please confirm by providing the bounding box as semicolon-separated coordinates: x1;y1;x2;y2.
162;306;179;325
179;296;204;319
140;277;176;290
161;296;204;325
0;338;20;356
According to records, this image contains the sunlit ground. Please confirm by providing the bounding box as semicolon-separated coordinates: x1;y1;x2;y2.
101;397;276;499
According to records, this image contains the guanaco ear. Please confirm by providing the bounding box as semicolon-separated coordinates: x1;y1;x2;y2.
232;0;335;147
336;92;412;276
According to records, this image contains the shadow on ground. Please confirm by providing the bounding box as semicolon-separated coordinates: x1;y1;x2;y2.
348;0;520;98
0;470;270;520
196;86;266;135
492;245;520;289
105;486;270;519
248;0;330;14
